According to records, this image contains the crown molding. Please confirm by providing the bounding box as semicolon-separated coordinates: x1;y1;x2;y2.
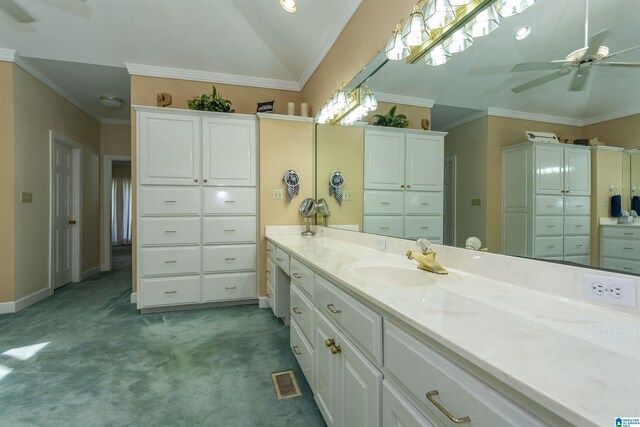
374;92;435;108
101;119;131;125
581;106;640;127
256;113;314;123
486;107;583;127
0;49;16;62
126;63;300;92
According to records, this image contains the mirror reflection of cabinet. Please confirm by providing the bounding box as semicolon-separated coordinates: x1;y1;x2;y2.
503;142;591;265
363;127;446;242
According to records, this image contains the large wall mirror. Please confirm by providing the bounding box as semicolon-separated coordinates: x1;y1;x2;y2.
316;0;640;273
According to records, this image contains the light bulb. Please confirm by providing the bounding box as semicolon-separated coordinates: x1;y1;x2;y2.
445;28;473;53
466;5;499;37
385;23;411;60
425;43;451;66
401;5;430;47
423;0;456;30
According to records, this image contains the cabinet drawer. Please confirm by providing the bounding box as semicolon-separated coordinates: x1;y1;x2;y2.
275;247;290;275
535;196;563;215
203;187;256;215
314;275;382;365
140;276;200;307
267;279;276;315
140;187;201;216
290;283;314;344
405;192;442;215
384;322;545;427
405;216;443;240
535;217;563;236
601;226;640;239
203;217;256;244
602;258;640;275
564;196;590;216
140;218;201;246
291;318;314;392
564;255;590;267
202;272;255;302
364;191;404;215
383;380;434;427
564;216;590;236
203;244;256;273
564;236;589;256
290;257;314;299
140;246;201;277
601;238;640;260
266;258;276;285
534;236;563;257
363;216;404;238
266;240;276;261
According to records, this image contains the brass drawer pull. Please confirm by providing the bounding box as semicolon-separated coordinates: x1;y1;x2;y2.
380;226;390;230
380;202;390;205
624;247;634;250
276;257;285;262
292;346;302;355
165;290;177;294
547;225;555;228
224;200;236;203
266;293;272;298
164;260;177;264
225;286;236;290
164;200;177;203
326;304;342;314
324;338;335;347
421;202;430;205
547;245;555;248
164;230;177;233
224;257;236;261
575;224;583;227
420;226;429;229
624;232;634;236
330;345;341;355
292;273;302;279
575;244;583;247
624;267;634;271
266;248;272;253
224;229;236;232
266;269;272;274
575;205;583;208
292;307;301;314
426;390;470;424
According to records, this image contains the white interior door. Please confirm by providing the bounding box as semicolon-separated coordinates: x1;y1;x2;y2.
443;157;456;246
53;142;74;288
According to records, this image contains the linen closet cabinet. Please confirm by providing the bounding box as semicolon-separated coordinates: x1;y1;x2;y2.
135;106;257;310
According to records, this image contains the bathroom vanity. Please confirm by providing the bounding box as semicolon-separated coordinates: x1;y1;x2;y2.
600;220;640;275
266;225;639;427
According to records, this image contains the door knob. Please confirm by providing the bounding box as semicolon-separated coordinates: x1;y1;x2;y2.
324;338;335;347
330;345;342;355
68;220;77;225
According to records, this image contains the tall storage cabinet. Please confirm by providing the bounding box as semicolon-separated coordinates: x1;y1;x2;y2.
363;127;446;243
136;106;258;310
502;142;591;265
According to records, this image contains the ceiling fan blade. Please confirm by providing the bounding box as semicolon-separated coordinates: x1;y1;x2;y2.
0;0;34;23
511;62;571;72
511;70;571;93
602;62;640;67
583;29;609;59
604;45;640;59
570;68;590;91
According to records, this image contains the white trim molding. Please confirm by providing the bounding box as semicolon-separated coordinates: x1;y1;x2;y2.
126;63;300;92
0;48;16;62
256;113;314;123
130;292;137;304
486;107;583;127
581;107;640;127
258;297;270;309
374;92;436;109
101;154;131;272
0;288;50;314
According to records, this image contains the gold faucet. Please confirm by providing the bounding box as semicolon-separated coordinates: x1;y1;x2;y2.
406;239;448;274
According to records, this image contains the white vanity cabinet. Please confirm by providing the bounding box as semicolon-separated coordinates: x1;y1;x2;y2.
136;106;258;311
503;142;591;265
363;127;446;242
266;241;290;323
600;225;640;274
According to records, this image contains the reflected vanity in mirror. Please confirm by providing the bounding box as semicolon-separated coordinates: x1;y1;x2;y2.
315;0;640;274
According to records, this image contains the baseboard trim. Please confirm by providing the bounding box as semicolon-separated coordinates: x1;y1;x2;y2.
258;296;269;308
0;287;52;314
0;301;15;314
82;265;100;280
130;292;137;304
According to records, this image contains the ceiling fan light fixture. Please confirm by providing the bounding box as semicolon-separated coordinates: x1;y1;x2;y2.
423;0;456;31
565;45;609;62
497;0;535;18
446;28;473;53
386;22;411;60
515;26;531;40
280;0;297;13
425;43;452;66
401;5;430;47
465;5;500;38
99;95;124;110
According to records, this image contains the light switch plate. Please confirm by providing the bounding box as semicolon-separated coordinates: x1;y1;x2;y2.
343;191;353;201
272;189;284;200
583;274;637;308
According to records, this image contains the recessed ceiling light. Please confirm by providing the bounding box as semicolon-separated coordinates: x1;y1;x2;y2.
515;26;531;41
280;0;296;13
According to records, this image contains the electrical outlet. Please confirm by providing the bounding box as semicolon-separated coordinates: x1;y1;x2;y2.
343;191;353;201
272;189;284;200
583;274;637;308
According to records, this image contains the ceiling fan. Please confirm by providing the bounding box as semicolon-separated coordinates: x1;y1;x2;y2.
0;0;86;24
510;0;640;93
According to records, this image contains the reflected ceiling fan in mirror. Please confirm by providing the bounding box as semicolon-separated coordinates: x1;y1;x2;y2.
510;0;640;93
0;0;86;23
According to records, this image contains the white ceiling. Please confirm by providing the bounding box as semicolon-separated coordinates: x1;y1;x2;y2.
0;0;361;121
365;0;640;130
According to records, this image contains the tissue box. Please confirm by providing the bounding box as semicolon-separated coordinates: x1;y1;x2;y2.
618;216;635;224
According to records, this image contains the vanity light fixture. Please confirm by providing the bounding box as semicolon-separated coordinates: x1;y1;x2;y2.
515;26;531;40
425;43;452;66
449;0;474;4
99;95;124;109
402;5;430;47
386;21;411;60
422;0;456;30
280;0;296;13
465;4;500;37
496;0;535;17
445;27;473;53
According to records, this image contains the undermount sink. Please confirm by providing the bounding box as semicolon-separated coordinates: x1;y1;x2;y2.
340;260;439;287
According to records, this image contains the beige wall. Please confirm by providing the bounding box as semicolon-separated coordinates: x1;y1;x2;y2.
364;102;431;130
12;64;101;300
259;118;315;296
316;124;364;230
445;117;488;248
582;114;640;149
101;123;131;157
0;62;15;302
300;0;415;113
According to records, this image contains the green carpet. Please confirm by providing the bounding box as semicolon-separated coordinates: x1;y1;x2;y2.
0;246;325;427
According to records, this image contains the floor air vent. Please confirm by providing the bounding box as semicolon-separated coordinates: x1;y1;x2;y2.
271;370;302;399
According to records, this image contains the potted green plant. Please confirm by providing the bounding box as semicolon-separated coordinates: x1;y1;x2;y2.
371;105;409;128
187;85;235;113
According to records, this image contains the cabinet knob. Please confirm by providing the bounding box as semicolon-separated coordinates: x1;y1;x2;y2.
330;345;342;355
204;179;208;183
401;185;405;188
68;220;77;225
194;179;199;183
324;338;335;348
407;185;411;188
292;307;301;314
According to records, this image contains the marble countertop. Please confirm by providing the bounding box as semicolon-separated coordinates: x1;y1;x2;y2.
266;230;640;427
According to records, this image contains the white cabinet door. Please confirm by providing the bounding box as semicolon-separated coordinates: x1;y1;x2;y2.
534;145;563;195
564;147;590;196
139;112;200;185
202;117;256;186
405;134;443;191
364;130;405;190
314;309;342;427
